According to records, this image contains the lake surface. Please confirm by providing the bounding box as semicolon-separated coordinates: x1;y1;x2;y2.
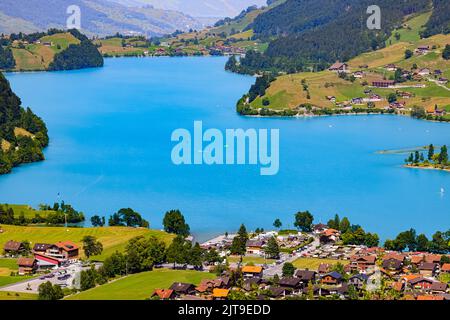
2;57;450;242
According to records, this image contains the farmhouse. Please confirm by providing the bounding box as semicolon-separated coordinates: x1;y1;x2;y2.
3;240;25;255
17;257;37;275
169;282;196;296
151;289;175;300
295;270;317;284
418;262;438;277
246;239;265;255
242;265;263;278
418;68;431;76
321;271;342;285
385;64;398;71
329;62;348;72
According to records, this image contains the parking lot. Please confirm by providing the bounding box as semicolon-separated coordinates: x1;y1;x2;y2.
0;262;87;293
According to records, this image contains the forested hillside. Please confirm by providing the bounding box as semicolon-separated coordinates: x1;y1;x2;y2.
0;72;48;174
232;0;432;74
421;0;450;38
49;29;104;71
0;45;15;70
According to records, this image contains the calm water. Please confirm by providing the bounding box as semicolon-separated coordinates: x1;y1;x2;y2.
2;57;450;242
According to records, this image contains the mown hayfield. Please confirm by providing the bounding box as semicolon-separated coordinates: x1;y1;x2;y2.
11;48;44;71
0;204;55;220
227;255;276;265
293;257;349;271
0;291;37;300
0;225;174;261
66;269;215;300
40;33;80;53
387;12;432;45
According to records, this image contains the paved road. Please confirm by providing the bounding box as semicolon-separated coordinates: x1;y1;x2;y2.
264;236;320;278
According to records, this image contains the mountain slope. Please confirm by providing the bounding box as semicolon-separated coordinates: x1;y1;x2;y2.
233;0;432;73
0;0;204;37
114;0;268;18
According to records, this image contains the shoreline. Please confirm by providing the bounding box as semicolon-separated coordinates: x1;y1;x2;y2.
404;164;450;173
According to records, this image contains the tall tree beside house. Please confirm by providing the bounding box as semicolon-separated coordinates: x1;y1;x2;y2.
166;235;190;268
189;242;205;269
204;248;222;265
162;209;190;237
416;234;430;252
230;224;249;256
265;236;280;259
339;217;351;233
125;236;166;273
282;262;296;277
294;211;314;232
82;236;103;259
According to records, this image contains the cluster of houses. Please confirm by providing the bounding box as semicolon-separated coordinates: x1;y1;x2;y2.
151;248;450;300
3;240;79;275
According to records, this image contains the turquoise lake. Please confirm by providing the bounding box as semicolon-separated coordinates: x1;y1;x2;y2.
2;57;450;241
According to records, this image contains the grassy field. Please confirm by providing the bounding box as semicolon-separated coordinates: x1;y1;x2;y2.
0;204;56;219
387;12;432;45
11;32;79;70
227;255;276;265
0;276;31;287
0;291;37;300
0;225;174;261
67;269;215;300
250;33;450;113
292;258;349;271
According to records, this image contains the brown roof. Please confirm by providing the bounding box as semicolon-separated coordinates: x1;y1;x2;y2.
17;257;35;267
350;255;376;264
318;263;331;273
417;295;444;301
442;263;450;272
383;252;405;262
295;270;317;281
3;240;23;251
430;282;448;292
419;262;437;271
169;282;195;293
152;289;174;299
55;241;79;252
410;255;424;264
424;254;441;263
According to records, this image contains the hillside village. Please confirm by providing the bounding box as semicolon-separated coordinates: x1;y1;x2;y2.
1;211;449;301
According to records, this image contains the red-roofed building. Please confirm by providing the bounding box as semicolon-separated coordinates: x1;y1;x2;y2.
151;289;175;300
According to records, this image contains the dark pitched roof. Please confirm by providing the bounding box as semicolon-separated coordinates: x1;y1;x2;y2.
419;262;437;271
33;243;52;251
269;287;292;297
295;270;317;281
430;282;447;292
278;277;301;287
3;240;23;251
246;240;264;247
323;271;342;280
409;277;433;285
169;282;195;293
382;258;402;270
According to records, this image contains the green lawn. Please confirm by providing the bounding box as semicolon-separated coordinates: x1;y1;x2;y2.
66;269;215;300
227;256;276;265
0;276;31;287
0;204;56;219
292;258;348;271
387;12;432;45
0;258;18;271
0;291;37;300
0;225;174;261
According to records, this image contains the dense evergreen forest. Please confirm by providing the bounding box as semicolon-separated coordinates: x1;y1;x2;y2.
0;72;48;174
232;0;434;74
421;0;450;37
0;45;15;70
49;29;104;71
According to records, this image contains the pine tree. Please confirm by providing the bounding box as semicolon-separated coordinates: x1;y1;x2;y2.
428;144;434;160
